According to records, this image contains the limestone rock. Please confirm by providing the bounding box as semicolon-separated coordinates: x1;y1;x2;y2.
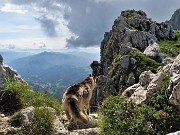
143;41;160;59
168;55;180;112
139;70;155;87
120;55;129;71
122;54;180;108
69;128;100;135
167;131;180;135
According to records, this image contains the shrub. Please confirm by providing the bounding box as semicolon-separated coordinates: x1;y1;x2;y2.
128;49;161;82
99;74;180;135
10;111;22;127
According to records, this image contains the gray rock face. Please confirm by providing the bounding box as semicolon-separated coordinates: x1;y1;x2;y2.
120;55;129;71
168;55;180;112
167;8;180;30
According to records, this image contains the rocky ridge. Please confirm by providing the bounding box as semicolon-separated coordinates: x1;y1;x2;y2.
167;8;180;30
91;10;178;110
90;9;180;134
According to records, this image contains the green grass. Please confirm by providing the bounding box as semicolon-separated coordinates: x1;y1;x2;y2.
128;49;161;82
0;79;62;114
158;30;180;57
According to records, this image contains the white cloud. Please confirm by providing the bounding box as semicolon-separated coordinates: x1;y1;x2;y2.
0;25;40;33
0;37;67;50
0;3;28;14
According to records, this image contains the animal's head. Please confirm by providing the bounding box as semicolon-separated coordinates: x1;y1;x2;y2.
87;75;96;90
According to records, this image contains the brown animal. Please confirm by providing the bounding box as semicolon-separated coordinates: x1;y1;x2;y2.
62;76;96;123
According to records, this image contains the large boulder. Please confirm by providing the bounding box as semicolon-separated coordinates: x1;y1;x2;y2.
143;41;160;59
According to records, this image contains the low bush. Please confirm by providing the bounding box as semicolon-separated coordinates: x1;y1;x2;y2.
99;75;180;135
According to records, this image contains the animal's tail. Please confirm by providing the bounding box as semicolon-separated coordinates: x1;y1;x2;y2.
68;95;88;123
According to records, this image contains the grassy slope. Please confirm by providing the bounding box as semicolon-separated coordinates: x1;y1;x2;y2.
158;30;180;57
1;79;61;114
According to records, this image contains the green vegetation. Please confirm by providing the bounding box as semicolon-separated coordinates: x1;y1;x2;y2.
129;24;149;32
99;74;180;135
125;10;134;19
10;111;22;127
128;49;161;81
0;79;62;114
109;54;122;81
23;107;54;135
2;79;60;135
158;30;180;57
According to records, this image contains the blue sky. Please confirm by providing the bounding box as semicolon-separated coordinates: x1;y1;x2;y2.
0;0;180;50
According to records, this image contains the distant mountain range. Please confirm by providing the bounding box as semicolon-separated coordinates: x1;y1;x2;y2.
6;51;99;99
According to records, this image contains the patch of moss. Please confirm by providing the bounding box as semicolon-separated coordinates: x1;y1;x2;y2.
158;30;180;57
126;10;134;19
128;49;161;82
129;24;149;32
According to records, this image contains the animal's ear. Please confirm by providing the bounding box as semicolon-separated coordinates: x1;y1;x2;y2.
89;74;92;77
93;76;96;82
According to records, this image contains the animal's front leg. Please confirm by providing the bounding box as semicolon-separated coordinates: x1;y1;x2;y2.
65;110;71;120
87;102;90;115
84;101;90;115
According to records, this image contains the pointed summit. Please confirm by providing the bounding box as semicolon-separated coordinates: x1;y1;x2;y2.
167;8;180;30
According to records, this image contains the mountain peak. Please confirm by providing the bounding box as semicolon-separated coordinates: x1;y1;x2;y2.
167;8;180;30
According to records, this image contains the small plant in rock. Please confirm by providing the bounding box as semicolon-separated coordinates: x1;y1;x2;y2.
23;107;54;135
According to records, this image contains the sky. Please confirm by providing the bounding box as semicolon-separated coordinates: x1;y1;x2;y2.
0;0;180;51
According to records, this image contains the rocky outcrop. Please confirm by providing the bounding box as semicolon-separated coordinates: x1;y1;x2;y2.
167;8;180;30
0;54;26;90
91;10;176;108
168;131;180;135
143;40;160;59
122;54;180;112
168;54;180;111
